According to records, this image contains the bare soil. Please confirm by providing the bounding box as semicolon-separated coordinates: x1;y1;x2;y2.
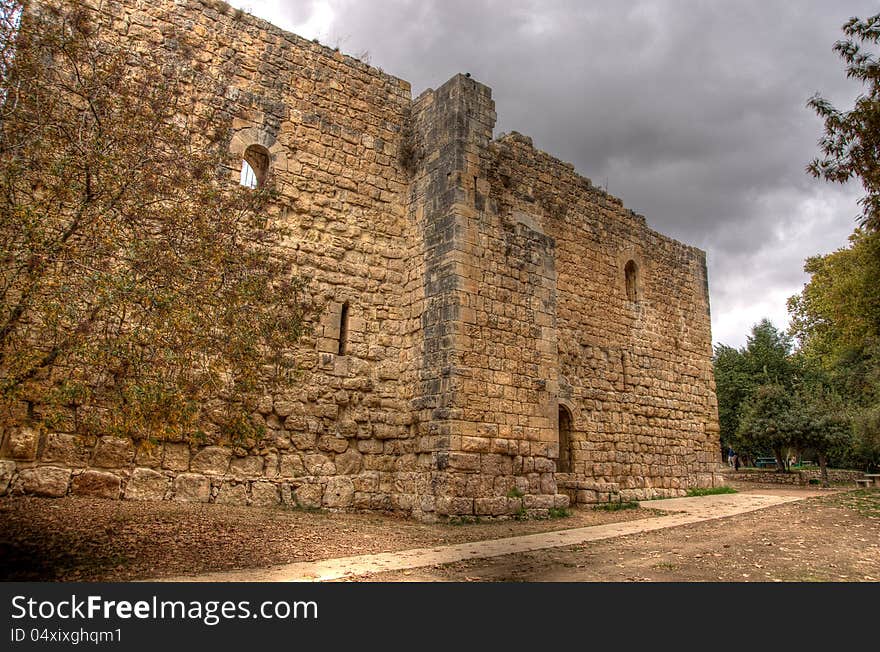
0;496;652;581
2;484;876;582
353;486;880;582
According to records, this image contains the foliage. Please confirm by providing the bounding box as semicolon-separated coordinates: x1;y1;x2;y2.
808;13;880;231
788;230;880;372
736;384;797;467
547;507;571;519
787;230;880;471
712;343;752;448
684;486;737;497
592;501;639;511
713;319;796;454
0;0;313;444
742;319;796;386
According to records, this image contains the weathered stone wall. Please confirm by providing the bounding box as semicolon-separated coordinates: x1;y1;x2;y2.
0;0;722;519
723;469;865;485
2;0;419;513
483;132;721;502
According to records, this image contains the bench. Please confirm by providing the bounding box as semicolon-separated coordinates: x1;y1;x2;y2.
856;479;873;488
754;457;778;469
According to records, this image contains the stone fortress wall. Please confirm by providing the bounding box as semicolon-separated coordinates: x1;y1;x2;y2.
0;0;723;519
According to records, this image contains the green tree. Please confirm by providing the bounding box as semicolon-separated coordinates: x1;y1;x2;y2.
736;384;797;471
0;0;312;444
713;319;797;464
788;231;880;471
741;319;795;388
808;13;880;231
788;230;880;368
712;343;751;449
793;367;853;486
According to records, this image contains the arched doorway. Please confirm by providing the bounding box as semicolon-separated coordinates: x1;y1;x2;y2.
558;404;573;473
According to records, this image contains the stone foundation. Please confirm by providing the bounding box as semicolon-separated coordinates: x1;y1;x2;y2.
723;469;865;485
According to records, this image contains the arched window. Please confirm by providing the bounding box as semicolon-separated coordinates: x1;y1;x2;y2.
239;144;270;189
558;405;573;473
625;260;639;302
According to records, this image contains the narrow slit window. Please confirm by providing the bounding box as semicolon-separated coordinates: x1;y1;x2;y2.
338;302;349;356
625;260;639;302
558;405;573;473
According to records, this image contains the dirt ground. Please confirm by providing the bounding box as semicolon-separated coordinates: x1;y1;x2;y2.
2;483;877;582
353;485;880;582
0;494;654;581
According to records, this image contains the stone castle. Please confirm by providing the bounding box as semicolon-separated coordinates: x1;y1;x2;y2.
0;0;723;519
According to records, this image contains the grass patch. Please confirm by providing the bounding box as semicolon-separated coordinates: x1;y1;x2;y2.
548;507;571;519
446;515;483;525
652;562;677;570
825;489;880;518
506;487;524;499
593;501;639;511
685;486;738;497
276;503;325;514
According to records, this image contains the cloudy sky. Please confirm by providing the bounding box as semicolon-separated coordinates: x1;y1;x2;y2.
226;0;875;349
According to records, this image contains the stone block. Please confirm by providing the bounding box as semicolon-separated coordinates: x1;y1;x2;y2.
461;436;491;453
279;453;305;478
352;471;379;492
18;466;70;497
290;431;316;450
215;481;248;505
352;491;372;509
274;398;299;417
125;468;169;501
42;433;91;466
3;426;39;460
480;453;513;476
317;435;348;453
162;443;190;471
447;452;480;472
134;442;163;468
323;477;354;508
0;460;15;495
436;496;474;516
191;446;232;475
71;470;121;499
250;481;280;506
294;483;323;509
92;437;134;468
263;453;279;478
539;472;556;494
474;497;507;515
230;455;263;478
335;450;363;475
533;457;555;473
173;473;210;502
303;453;336;475
524;494;555;509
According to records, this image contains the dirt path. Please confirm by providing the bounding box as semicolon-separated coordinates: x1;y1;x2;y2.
3;485;876;582
0;494;654;581
355;488;880;582
158;490;815;581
